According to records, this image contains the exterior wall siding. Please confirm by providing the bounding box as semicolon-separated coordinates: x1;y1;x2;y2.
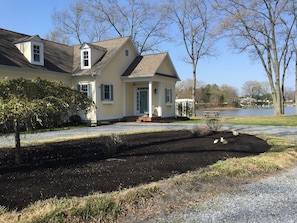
96;41;138;120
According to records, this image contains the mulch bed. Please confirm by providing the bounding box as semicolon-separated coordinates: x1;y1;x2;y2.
0;130;270;210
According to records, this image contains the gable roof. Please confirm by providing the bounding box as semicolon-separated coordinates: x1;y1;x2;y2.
122;52;180;80
0;28;132;75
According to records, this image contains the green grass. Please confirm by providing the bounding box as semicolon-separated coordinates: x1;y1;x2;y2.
176;115;297;126
223;115;297;126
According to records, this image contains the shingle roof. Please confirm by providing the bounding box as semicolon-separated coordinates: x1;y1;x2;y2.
0;28;130;75
13;35;41;44
0;28;74;73
122;52;179;80
0;28;179;80
72;37;131;75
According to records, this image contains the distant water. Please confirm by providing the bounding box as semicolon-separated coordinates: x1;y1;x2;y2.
197;106;296;117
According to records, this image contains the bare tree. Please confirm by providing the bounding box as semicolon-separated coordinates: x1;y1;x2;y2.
286;0;297;114
48;0;110;44
176;78;204;99
214;0;296;115
88;0;171;54
170;0;216;116
49;0;89;44
45;29;71;45
242;81;263;97
220;84;239;105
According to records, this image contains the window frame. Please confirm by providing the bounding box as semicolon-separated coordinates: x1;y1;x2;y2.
33;44;40;62
101;83;114;103
81;49;91;69
165;88;173;105
78;83;92;99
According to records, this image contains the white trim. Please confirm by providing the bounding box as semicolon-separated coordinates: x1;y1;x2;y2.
158;82;162;116
149;80;153;118
135;86;149;115
123;82;126;116
81;48;91;69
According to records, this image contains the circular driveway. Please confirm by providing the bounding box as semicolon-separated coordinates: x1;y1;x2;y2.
1;122;297;148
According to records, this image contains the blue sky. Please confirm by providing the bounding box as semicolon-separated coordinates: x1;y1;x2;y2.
0;0;295;95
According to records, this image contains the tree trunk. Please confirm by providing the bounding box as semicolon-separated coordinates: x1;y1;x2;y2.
294;52;297;115
192;62;197;116
14;118;22;165
273;73;283;116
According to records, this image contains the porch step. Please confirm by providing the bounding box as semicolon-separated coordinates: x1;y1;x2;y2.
124;115;162;122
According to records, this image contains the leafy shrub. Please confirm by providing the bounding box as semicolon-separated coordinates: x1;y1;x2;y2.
69;115;82;125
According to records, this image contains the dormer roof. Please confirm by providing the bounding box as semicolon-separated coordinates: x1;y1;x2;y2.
80;42;107;52
14;35;42;44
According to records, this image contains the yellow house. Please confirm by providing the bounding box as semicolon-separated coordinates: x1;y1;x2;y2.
0;28;180;123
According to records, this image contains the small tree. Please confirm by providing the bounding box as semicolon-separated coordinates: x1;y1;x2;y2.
0;78;93;165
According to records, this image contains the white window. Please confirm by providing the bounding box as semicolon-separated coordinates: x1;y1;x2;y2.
165;88;173;104
83;51;89;67
81;48;91;69
78;83;92;98
101;84;113;101
33;45;40;62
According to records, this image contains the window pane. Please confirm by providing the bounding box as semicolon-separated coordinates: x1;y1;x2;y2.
83;51;89;67
80;84;88;97
104;85;110;100
84;59;89;67
33;45;40;62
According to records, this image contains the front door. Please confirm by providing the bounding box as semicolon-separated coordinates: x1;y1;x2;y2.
137;87;148;114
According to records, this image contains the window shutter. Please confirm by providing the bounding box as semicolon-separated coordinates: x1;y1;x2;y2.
87;84;92;98
101;84;104;100
110;85;114;100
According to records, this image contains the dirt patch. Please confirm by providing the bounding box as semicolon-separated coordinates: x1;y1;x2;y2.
0;130;270;211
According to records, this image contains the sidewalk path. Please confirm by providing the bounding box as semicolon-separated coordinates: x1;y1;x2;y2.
1;123;297;148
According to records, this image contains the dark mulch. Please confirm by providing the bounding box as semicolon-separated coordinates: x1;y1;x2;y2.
0;130;270;210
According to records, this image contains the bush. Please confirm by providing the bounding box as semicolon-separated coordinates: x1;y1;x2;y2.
69;115;82;125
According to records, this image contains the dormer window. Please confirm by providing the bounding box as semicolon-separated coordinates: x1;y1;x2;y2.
14;35;44;66
83;51;89;67
33;45;40;62
80;43;106;70
81;48;91;69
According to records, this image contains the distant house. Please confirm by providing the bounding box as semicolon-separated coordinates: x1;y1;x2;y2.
0;28;180;124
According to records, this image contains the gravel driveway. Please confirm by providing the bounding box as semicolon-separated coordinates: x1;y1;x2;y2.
2;122;297;148
147;166;297;222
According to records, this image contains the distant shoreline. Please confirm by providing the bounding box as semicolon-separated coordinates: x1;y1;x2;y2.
197;106;240;111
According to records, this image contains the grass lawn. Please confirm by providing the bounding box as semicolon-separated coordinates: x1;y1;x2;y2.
176;115;297;126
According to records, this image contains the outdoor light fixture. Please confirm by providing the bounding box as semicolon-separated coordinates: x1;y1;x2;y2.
154;88;157;94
